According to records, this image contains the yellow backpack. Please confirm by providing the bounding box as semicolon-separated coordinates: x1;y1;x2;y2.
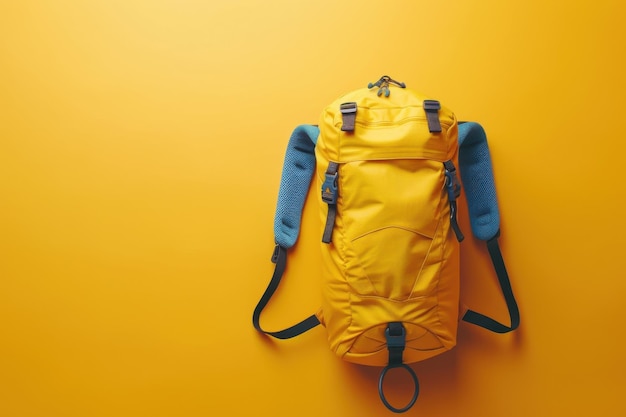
253;76;519;413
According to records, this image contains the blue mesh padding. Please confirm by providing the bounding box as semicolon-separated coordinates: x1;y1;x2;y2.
274;124;319;248
458;122;500;241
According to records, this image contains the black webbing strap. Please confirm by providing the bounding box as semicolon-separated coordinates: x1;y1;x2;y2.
340;102;357;132
385;322;406;366
252;245;321;339
322;205;337;244
423;100;442;133
462;232;520;333
444;160;465;242
321;162;339;244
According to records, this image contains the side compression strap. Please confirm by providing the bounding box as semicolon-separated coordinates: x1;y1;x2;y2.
253;245;321;339
321;162;339;244
253;125;321;339
458;122;520;333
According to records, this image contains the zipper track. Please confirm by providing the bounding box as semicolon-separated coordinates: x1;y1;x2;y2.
359;117;450;128
335;111;452;130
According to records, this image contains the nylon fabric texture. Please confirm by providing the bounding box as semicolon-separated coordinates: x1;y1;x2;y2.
314;85;461;366
254;77;519;414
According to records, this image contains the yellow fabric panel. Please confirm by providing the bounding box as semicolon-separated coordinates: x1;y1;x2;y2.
315;85;460;366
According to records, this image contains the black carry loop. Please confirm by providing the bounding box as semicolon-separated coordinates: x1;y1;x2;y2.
378;323;420;414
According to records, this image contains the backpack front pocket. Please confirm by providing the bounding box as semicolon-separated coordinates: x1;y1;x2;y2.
339;159;447;301
349;225;441;300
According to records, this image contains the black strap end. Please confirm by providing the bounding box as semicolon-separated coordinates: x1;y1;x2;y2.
423;99;442;133
462;234;520;333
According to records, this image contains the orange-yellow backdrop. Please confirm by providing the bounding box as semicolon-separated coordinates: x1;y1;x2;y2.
1;1;625;416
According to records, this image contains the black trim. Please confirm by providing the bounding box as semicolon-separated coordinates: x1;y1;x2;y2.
423;100;442;133
462;232;520;333
252;245;321;339
322;205;337;244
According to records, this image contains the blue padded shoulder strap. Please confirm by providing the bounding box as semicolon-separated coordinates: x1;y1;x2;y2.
274;124;319;248
458;122;500;241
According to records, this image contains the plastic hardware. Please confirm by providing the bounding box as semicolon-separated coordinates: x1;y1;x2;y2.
321;172;338;204
423;99;441;111
367;75;406;96
340;102;357;114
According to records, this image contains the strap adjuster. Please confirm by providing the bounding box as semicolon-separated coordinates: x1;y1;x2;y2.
385;322;406;365
444;161;462;201
444;160;464;242
423;99;442;133
423;99;441;111
340;102;357;114
340;102;357;132
321;172;338;204
271;244;282;263
321;162;339;244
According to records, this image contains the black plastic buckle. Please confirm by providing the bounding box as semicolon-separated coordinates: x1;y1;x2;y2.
271;244;281;263
385;323;406;351
423;100;441;111
444;164;462;201
340;102;357;114
423;100;442;133
321;172;338;204
340;102;357;132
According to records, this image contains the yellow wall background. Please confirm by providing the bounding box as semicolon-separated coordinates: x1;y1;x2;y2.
1;1;625;416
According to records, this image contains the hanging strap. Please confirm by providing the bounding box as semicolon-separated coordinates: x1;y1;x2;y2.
457;122;520;333
253;125;322;339
253;245;321;339
462;233;520;333
378;323;420;413
321;162;339;243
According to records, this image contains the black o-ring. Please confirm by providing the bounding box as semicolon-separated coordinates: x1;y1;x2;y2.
378;364;420;413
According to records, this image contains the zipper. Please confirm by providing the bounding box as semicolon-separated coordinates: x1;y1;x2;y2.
336;114;453;130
